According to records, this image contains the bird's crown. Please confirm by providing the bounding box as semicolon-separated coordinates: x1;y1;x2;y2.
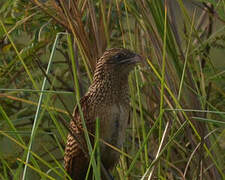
98;48;138;65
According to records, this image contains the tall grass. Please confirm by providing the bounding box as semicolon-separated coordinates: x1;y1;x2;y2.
0;0;225;179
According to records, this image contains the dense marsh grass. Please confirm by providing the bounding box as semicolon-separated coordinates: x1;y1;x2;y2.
0;0;225;179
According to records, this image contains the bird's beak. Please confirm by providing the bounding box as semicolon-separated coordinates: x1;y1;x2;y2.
117;54;143;65
126;54;143;65
131;54;143;64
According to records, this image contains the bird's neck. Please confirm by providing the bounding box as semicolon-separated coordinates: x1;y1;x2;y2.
88;71;130;104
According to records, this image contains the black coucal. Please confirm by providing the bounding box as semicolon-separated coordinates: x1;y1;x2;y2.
64;48;142;180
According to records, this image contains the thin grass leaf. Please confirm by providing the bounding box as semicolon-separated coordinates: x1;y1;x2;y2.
22;32;61;180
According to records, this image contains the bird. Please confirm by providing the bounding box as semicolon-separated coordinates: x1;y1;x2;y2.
64;48;142;180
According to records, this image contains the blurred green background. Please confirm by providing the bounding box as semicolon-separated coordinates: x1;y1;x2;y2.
0;0;225;179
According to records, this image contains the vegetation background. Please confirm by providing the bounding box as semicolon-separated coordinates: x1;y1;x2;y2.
0;0;225;179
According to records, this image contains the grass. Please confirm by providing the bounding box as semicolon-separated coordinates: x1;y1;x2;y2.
0;0;225;179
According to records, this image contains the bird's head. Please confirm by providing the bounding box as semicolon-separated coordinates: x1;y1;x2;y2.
95;48;142;75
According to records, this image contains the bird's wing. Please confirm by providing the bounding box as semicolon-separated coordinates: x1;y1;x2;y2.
64;95;96;179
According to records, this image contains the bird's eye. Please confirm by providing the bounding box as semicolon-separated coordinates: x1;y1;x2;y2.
115;53;124;60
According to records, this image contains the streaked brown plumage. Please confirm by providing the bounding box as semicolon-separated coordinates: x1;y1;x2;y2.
64;48;142;180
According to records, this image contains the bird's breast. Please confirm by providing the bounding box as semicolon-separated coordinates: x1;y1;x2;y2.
100;104;128;141
105;104;128;142
96;103;129;168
